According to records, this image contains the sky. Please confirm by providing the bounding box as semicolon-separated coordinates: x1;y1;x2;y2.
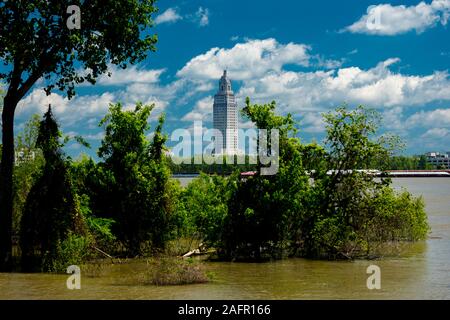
11;0;450;158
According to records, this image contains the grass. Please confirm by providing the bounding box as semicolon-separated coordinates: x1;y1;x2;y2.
81;262;108;278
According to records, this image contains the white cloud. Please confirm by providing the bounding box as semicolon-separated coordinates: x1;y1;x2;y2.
236;58;450;114
195;7;210;27
239;120;256;129
177;38;311;81
16;89;68;116
377;107;450;145
175;39;450;136
407;108;450;127
85;64;165;86
301;112;326;133
344;0;450;35
84;132;105;140
154;7;211;27
421;127;449;138
16;75;175;127
16;89;115;126
315;56;345;69
182;96;213;121
154;8;182;25
382;106;406;132
16;37;450;156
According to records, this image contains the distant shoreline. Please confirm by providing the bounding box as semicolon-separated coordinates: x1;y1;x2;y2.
173;170;450;178
383;170;450;177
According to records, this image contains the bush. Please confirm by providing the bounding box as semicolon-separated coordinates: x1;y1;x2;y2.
144;257;209;286
310;186;429;259
364;187;429;243
42;233;92;273
178;173;231;247
20;107;88;272
218;98;311;260
96;103;174;255
77;194;116;249
305;107;429;259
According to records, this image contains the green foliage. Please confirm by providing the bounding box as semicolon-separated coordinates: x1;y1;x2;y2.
0;0;158;99
13;114;44;237
20;107;87;272
0;0;158;271
371;154;434;170
168;155;258;174
11;100;431;271
210;101;429;260
305;106;429;258
363;187;429;242
15;114;41;150
217;98;310;260
309;186;429;259
323;106;397;171
178;174;231;246
96;102;174;255
78;194;115;245
42;233;92;273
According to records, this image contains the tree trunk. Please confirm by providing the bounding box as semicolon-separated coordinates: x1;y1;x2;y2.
0;96;17;271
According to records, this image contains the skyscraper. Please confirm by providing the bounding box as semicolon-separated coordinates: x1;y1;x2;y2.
213;70;238;154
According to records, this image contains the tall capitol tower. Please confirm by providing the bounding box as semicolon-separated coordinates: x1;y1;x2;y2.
213;70;238;154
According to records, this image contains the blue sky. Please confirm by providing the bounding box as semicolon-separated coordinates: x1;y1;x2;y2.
12;0;450;158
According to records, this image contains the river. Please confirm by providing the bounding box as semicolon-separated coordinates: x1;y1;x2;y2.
1;178;449;299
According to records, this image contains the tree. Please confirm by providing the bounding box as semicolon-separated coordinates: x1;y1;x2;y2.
0;86;4;156
418;155;432;170
96;102;173;255
0;85;3;112
179;174;231;247
220;98;310;260
307;106;428;258
0;0;158;270
20;106;86;271
13;114;44;239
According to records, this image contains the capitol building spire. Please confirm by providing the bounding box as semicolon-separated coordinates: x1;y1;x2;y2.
213;70;238;154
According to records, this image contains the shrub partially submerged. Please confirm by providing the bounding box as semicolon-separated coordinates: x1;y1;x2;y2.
144;257;209;286
310;186;429;259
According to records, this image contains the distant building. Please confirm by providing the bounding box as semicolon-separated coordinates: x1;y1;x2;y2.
213;70;238;154
14;149;35;166
425;151;450;169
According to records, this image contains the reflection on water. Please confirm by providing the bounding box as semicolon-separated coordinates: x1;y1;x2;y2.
1;178;449;299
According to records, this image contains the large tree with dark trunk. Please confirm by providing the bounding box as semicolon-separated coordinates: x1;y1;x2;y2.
0;0;158;271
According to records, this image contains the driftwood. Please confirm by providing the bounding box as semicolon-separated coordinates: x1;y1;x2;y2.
92;246;122;264
182;243;207;258
94;246;113;258
182;249;201;258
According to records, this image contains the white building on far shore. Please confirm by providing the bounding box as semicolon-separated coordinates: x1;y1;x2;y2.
425;151;450;169
213;70;238;155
